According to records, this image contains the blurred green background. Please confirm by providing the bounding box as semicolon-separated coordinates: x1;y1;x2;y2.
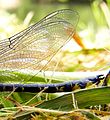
0;0;110;72
0;0;110;48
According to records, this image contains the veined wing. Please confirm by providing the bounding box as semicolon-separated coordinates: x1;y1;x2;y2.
0;9;79;71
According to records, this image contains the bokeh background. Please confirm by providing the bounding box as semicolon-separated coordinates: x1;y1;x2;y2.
0;0;110;72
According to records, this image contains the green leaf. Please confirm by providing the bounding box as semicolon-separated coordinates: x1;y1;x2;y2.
37;86;110;111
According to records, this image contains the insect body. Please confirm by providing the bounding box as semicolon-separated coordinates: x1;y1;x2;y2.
0;9;105;93
0;74;105;93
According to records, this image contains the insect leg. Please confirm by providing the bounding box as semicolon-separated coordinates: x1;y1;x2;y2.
102;70;110;86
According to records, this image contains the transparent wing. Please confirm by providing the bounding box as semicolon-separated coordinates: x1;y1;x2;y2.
0;9;79;72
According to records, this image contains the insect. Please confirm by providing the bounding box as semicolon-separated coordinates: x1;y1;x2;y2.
0;74;105;93
0;9;106;93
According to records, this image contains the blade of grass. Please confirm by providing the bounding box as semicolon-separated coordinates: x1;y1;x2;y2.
0;69;107;83
37;86;110;111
